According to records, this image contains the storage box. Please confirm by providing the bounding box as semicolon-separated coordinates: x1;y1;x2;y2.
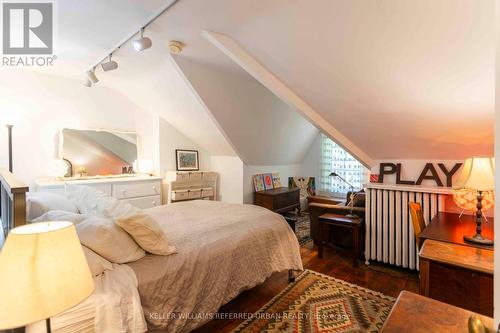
176;172;190;182
171;189;189;201
188;189;202;199
202;172;217;181
201;187;214;198
189;172;202;181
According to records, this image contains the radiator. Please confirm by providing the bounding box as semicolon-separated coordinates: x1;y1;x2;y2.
364;185;449;270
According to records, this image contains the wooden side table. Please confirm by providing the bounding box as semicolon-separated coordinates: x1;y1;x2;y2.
381;291;494;333
317;213;364;267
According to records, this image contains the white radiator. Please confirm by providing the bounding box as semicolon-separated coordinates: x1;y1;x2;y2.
364;184;450;270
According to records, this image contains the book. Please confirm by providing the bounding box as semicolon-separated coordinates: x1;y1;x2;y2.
263;173;274;190
272;173;282;188
253;174;265;192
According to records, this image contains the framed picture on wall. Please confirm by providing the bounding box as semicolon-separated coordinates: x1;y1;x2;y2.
176;149;199;171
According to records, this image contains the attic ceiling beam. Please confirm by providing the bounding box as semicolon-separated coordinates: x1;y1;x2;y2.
201;30;374;169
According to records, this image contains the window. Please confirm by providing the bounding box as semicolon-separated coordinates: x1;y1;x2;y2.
320;134;367;198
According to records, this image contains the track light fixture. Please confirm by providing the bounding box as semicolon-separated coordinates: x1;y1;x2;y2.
101;54;118;71
84;0;179;87
133;28;152;52
86;67;99;84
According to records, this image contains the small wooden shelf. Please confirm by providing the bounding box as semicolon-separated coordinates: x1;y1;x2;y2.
165;171;218;203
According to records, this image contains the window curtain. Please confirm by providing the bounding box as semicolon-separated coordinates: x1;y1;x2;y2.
320;134;367;198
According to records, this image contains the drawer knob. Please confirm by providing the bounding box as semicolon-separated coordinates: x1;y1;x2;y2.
152;201;156;206
153;185;157;192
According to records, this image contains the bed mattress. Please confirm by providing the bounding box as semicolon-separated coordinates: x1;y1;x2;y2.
127;200;303;333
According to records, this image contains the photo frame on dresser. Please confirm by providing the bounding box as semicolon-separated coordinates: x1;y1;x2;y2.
176;149;199;171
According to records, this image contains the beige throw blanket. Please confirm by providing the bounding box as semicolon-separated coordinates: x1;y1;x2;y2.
127;200;303;333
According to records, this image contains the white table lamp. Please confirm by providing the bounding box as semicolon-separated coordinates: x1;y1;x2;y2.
0;222;94;332
453;157;495;245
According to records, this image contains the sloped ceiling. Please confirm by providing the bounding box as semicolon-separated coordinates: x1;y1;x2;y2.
21;0;495;163
174;56;319;165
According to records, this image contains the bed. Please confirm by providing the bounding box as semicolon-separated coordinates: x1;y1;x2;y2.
0;169;303;333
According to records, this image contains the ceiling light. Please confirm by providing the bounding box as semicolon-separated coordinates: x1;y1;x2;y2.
168;40;184;54
84;77;92;87
101;54;118;71
133;28;152;52
86;67;98;84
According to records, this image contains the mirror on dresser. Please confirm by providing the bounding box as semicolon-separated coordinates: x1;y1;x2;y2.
35;128;162;210
60;128;138;177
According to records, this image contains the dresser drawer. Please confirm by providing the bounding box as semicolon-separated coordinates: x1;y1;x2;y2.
120;195;161;209
113;180;161;199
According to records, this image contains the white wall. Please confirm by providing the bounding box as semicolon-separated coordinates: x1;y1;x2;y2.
211;156;244;203
0;70;158;187
299;133;322;182
158;117;212;176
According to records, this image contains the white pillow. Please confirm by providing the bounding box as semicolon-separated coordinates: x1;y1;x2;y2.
31;210;88;224
65;185;109;215
116;213;176;256
27;192;79;221
76;216;145;263
82;245;113;276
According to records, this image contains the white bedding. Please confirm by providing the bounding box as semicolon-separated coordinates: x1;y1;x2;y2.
26;199;302;333
127;200;303;333
26;264;147;333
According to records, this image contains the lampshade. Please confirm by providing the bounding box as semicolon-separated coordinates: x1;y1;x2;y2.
0;222;94;329
453;188;494;212
134;159;153;174
453;157;495;192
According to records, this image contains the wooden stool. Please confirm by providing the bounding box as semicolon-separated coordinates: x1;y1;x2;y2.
318;213;364;267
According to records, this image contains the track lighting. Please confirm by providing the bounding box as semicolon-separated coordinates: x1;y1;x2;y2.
133;28;152;52
85;0;179;85
86;67;98;84
101;54;118;71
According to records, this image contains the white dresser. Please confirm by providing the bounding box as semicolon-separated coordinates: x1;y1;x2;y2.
36;175;163;209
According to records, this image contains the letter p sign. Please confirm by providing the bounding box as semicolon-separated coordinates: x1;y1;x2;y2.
2;2;53;54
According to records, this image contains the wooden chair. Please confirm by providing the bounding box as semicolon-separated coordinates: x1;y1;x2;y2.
408;202;426;250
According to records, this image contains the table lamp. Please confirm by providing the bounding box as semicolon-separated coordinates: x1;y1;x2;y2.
452;157;495;245
0;222;94;332
330;172;359;218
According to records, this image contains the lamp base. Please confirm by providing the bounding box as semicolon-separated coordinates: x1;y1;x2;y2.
463;234;493;246
345;214;359;219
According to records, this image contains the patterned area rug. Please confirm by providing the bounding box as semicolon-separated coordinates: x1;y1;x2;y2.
295;213;312;245
232;270;395;333
283;212;312;245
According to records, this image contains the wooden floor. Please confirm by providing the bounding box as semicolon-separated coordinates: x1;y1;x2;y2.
194;242;419;333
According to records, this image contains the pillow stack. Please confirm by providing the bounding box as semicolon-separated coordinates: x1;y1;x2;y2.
65;185;176;264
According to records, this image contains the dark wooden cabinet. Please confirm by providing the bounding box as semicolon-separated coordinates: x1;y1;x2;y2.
419;240;493;317
254;187;300;213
